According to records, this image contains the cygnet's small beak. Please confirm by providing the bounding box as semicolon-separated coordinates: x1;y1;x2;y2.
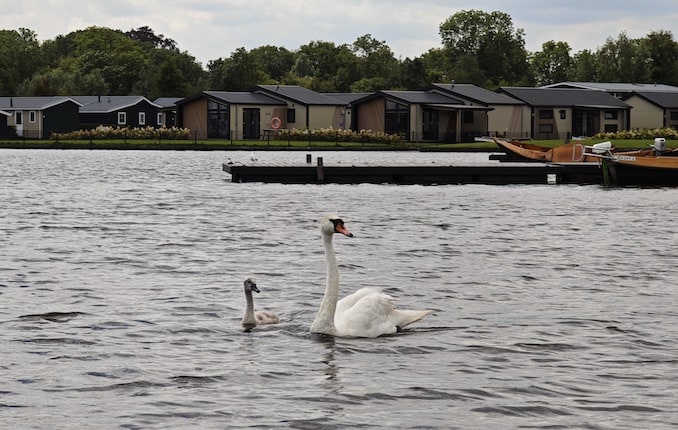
250;284;260;293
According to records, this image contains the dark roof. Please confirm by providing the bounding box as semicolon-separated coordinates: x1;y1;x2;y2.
72;95;161;113
206;91;286;105
499;87;630;109
431;83;523;105
322;92;371;105
154;97;183;108
176;91;286;106
541;82;678;92
0;96;82;110
379;90;465;105
256;85;344;105
630;91;678;108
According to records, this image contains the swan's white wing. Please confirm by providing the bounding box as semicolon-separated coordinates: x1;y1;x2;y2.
335;287;383;316
334;288;399;337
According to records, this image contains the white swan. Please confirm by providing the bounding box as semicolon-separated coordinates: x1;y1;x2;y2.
241;277;280;326
310;214;432;338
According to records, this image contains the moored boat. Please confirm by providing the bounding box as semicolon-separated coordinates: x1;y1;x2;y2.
492;137;604;163
587;138;678;186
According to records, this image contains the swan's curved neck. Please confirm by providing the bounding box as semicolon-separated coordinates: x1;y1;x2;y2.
311;232;339;335
242;289;256;325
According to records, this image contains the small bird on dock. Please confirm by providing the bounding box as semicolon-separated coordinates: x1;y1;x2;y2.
250;151;258;162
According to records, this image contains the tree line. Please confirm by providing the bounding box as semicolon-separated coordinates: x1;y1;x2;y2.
2;10;678;100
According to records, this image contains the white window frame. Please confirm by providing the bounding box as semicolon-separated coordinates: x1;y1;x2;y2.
139;112;146;125
118;112;127;125
29;111;37;123
157;112;163;126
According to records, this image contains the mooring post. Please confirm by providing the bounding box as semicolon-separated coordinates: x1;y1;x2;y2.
316;157;324;183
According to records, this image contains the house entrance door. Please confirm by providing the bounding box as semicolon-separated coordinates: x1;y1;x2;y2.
243;108;261;139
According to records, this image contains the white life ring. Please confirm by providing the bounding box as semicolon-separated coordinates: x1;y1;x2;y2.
270;116;282;129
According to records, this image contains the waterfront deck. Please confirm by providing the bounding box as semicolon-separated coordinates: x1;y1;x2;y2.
222;157;604;185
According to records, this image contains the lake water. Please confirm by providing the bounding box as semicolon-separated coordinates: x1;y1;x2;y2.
1;149;677;429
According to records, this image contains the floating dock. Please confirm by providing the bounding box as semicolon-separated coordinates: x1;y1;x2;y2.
222;156;605;185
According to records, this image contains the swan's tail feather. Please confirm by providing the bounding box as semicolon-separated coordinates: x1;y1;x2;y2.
395;309;433;328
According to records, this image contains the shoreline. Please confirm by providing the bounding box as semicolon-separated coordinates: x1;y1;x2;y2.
0;141;497;152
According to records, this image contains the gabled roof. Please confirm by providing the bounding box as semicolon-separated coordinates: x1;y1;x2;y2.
154;97;183;108
322;92;371;105
72;95;162;113
541;81;678;93
499;87;630;109
176;91;286;106
0;96;82;110
256;85;344;105
430;83;524;105
630;91;678;108
358;90;466;105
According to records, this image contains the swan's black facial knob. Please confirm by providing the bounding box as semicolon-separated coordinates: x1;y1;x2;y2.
250;283;260;293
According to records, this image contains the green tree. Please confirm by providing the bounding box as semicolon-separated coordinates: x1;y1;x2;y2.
530;41;573;86
0;28;42;95
642;30;678;85
351;34;401;90
206;47;267;90
439;10;528;87
125;26;177;50
295;40;359;91
249;45;295;83
571;49;598;81
596;32;650;82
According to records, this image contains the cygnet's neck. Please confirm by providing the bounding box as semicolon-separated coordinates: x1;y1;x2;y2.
242;289;256;325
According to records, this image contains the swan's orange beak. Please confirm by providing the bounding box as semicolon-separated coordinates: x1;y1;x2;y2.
335;223;353;237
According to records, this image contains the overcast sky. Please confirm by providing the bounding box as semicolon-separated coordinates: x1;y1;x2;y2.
4;0;678;67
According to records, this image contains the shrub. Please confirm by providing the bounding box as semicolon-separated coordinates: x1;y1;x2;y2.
276;127;403;143
51;125;191;140
593;127;678;140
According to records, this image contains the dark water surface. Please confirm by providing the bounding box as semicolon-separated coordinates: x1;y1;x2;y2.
1;149;677;429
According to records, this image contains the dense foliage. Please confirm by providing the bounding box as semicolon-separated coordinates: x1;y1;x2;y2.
2;10;678;98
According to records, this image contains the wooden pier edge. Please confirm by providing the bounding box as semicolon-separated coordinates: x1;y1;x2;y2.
222;160;603;185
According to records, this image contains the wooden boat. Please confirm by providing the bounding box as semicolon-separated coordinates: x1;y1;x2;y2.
492;137;603;163
493;136;678;164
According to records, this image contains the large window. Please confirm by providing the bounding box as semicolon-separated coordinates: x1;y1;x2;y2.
118;112;127;125
207;99;230;138
604;111;618;120
385;99;408;135
670;111;678;121
287;109;296;123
